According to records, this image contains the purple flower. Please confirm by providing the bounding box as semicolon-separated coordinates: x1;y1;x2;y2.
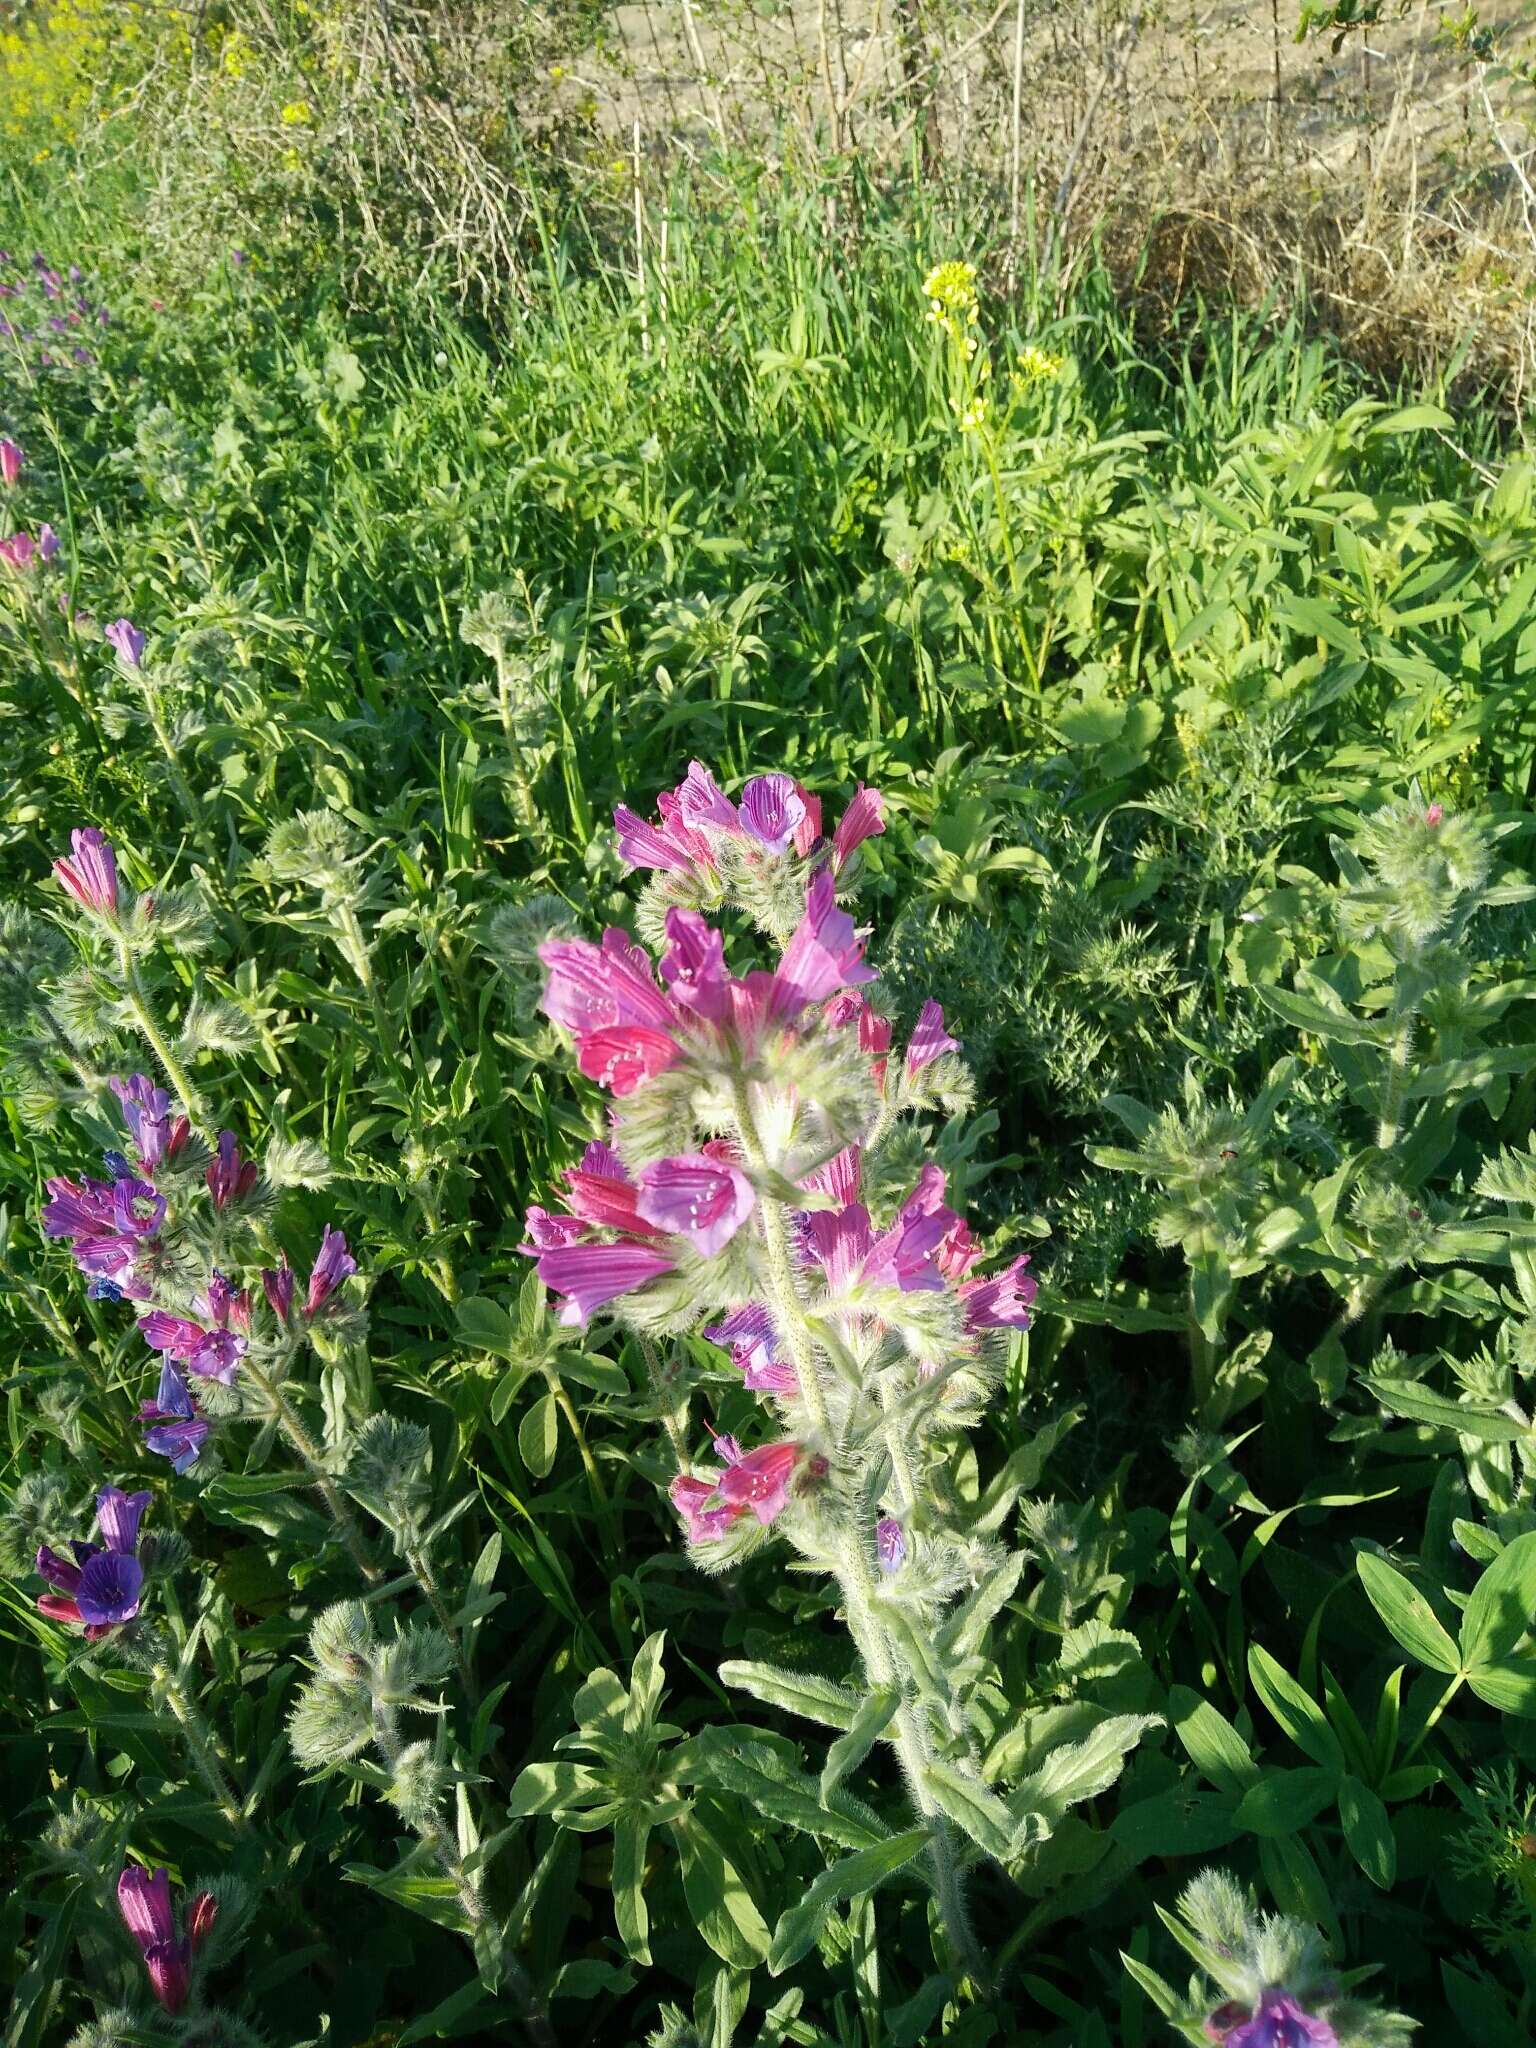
770;872;878;1018
1213;1993;1339;2048
959;1254;1036;1331
536;1239;675;1327
0;438;21;486
560;1142;663;1237
705;1303;796;1392
105;617;147;668
657;908;733;1023
118;1866;214;2015
636;1151;755;1256
0;531;35;571
305;1224;356;1316
831;785;886;871
96;1484;151;1553
140;1360;210;1473
614;801;716;876
38;522;59;561
110;1073;181;1170
876;1517;907;1573
738;773;807;853
112;1178;167;1238
540;929;685;1096
262;1262;294;1320
206;1131;258;1210
53;827;119;916
905;999;960;1076
669;1471;743;1543
677;760;740;834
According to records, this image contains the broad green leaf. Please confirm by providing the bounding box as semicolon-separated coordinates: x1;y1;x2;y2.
767;1828;929;1973
456;1296;516;1358
1233;1766;1336;1836
1247;1646;1345;1772
677;1727;890;1850
611;1812;652;1962
1253;983;1384;1046
676;1811;771;1967
1338;1775;1396;1887
1459;1530;1536;1681
920;1759;1021;1861
518;1392;558;1479
1355;1552;1461;1674
504;1761;605;1817
1168;1688;1257;1794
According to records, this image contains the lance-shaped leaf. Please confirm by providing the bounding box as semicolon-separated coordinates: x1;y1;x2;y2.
1011;1712;1164;1832
1355;1551;1461;1675
767;1827;930;1973
718;1660;862;1730
920;1759;1021;1861
820;1686;900;1804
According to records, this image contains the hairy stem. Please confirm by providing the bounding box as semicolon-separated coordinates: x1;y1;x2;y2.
152;1662;246;1830
241;1344;381;1583
116;943;210;1133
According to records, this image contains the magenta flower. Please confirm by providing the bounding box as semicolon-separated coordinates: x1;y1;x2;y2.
105;617;147;668
959;1254;1037;1330
831;784;886;871
138;1310;244;1384
1425;803;1444;828
0;437;21;486
705;1303;796;1392
35;1484;149;1638
876;1517;907;1572
540;928;678;1036
38;521;59;561
1211;1993;1339;2048
614;800;717;876
140;1359;210;1473
738;773;807;853
536;1239;675;1327
200;1270;250;1333
118;1866;217;2015
636;1151;755;1256
905;999;960;1076
304;1225;356;1316
575;1024;682;1095
717;1440;801;1524
677;760;740;834
262;1261;294;1321
770;872;877;1018
522;1205;589;1252
110;1073;185;1170
0;530;35;571
801;1143;862;1207
206;1131;258;1211
669;1471;742;1543
657;908;733;1023
53;827;120;916
562;1141;664;1236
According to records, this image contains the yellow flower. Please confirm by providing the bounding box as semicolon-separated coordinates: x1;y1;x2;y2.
1014;343;1065;385
280;99;313;126
956;396;988;434
922;260;978;319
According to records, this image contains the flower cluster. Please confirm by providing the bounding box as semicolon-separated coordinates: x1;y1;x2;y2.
40;828;358;1477
922;259;979;349
615;758;885;947
0;248;108;370
524;766;1029;1579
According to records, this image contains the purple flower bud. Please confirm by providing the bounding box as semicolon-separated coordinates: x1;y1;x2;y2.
876;1517;907;1573
118;1867;192;2014
304;1224;357;1316
96;1485;150;1554
206;1130;258;1210
262;1262;295;1320
0;438;21;486
104;617;146;668
905;998;960;1077
53;827;119;916
738;772;807;853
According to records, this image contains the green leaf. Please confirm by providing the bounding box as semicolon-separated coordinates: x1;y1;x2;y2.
1233;1766;1337;1836
1014;1713;1163;1829
1253;983;1384;1046
1338;1775;1396;1887
820;1686;900;1804
1167;1688;1257;1796
1459;1531;1536;1683
1247;1646;1345;1772
456;1296;516;1358
921;1760;1026;1862
767;1828;929;1973
1355;1551;1462;1674
611;1812;652;1963
676;1810;771;1967
518;1392;558;1479
718;1660;862;1730
504;1761;605;1818
1368;1378;1528;1443
677;1727;890;1850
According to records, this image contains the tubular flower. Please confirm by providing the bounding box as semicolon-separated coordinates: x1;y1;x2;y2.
262;1262;295;1321
614;763;882;888
830;784;886;872
304;1225;356;1317
110;1074;188;1171
118;1865;217;2015
206;1131;258;1211
35;1485;149;1638
705;1304;796;1392
52;826;119;917
104;617;147;668
876;1517;907;1573
535;1240;676;1328
0;437;22;485
769;870;878;1018
905;998;960;1076
140;1360;210;1473
636;1152;756;1256
958;1254;1036;1330
1208;1994;1340;2048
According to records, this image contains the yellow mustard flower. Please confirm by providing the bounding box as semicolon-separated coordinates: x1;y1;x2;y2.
1014;344;1066;385
280;99;313;126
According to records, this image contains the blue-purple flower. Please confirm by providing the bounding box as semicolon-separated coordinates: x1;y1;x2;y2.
104;617;146;669
140;1360;210;1473
35;1485;150;1638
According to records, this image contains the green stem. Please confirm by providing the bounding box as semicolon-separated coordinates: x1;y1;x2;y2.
117;945;210;1133
1377;1012;1416;1151
639;1333;690;1473
241;1345;381;1583
152;1662;246;1830
1400;1671;1465;1766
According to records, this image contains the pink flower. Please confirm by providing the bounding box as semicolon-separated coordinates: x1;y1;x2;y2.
636;1152;755;1256
960;1254;1036;1330
206;1130;258;1210
831;784;885;871
563;1141;664;1236
863;1178;960;1294
658;908;733;1023
677;760;740;834
539;929;678;1036
105;617;146;668
793;787;822;856
53;826;119;916
717;1440;801;1524
770;872;877;1018
536;1239;675;1326
824;988;892;1085
262;1262;295;1320
905;999;960;1076
0;530;34;571
0;437;21;485
801;1143;862;1207
704;1304;796;1392
575;1024;683;1095
738;773;807;853
876;1517;906;1572
669;1471;742;1542
614;800;717;876
117;1865;215;2015
1425;802;1444;828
